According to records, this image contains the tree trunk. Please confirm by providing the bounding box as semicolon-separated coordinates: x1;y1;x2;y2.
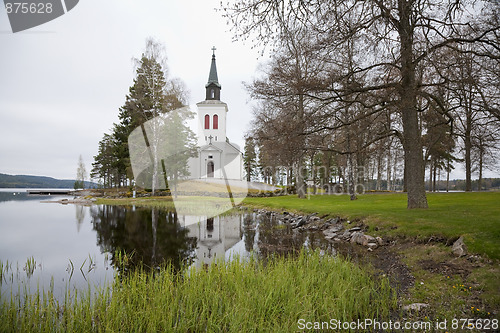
296;159;306;198
464;100;473;191
296;93;306;199
428;160;433;192
446;159;450;192
399;0;428;208
478;149;483;191
376;152;382;191
433;160;437;192
386;152;391;191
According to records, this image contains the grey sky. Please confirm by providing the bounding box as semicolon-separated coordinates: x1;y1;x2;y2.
0;1;497;181
0;0;259;180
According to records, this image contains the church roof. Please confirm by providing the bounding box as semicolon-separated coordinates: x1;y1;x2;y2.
205;48;221;89
199;141;241;154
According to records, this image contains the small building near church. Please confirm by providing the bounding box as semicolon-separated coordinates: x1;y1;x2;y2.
187;48;244;180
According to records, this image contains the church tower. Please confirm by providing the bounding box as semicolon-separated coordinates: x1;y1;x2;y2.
197;47;228;145
187;47;244;180
205;47;221;101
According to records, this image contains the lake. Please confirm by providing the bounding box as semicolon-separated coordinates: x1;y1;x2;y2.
0;189;333;301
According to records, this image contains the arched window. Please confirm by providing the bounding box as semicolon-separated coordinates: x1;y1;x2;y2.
211;89;215;99
213;114;218;129
204;114;210;129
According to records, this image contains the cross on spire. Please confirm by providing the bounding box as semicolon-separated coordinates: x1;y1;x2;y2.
211;46;216;56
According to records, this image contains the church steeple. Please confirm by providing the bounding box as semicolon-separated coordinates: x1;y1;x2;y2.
205;46;221;101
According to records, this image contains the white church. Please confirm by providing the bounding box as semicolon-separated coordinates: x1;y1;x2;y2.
187;48;244;181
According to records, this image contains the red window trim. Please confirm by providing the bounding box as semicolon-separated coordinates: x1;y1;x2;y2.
213;114;218;129
204;114;210;129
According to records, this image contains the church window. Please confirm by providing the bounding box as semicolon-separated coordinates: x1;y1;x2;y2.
204;114;210;129
215;136;218;141
211;89;215;99
213;114;218;129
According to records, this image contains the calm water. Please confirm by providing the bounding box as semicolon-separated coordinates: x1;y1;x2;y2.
0;189;332;300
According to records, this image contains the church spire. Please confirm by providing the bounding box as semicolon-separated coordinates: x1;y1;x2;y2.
205;46;221;100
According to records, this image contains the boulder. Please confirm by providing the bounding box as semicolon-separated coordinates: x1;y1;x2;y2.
361;235;377;246
452;236;468;257
350;231;365;244
341;231;351;239
323;232;337;240
292;217;307;229
328;225;344;233
327;217;340;224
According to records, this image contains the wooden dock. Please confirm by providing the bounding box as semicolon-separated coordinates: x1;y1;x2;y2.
26;190;73;195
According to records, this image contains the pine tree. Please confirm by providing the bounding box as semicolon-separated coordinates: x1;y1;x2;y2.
243;137;257;182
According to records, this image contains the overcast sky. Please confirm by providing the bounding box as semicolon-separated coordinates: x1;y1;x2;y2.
0;1;497;181
0;0;261;180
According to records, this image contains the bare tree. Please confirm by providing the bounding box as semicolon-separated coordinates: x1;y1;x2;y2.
223;0;500;208
75;154;87;189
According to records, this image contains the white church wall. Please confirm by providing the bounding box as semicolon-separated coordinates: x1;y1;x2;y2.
197;103;228;145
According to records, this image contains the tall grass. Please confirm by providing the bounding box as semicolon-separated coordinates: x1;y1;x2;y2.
0;251;396;332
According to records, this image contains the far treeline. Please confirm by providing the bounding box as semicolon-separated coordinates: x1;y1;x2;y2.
231;0;500;208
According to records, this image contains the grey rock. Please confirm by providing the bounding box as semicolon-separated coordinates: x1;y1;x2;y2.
376;236;384;246
362;235;377;246
367;242;378;250
327;217;340;224
292;217;307;229
452;236;468;257
327;225;344;233
350;231;365;244
341;231;351;239
324;232;337;240
348;227;362;232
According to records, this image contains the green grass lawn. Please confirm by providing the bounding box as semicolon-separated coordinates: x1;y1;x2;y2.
243;192;500;260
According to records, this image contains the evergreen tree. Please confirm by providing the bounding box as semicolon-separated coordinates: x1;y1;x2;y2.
243;136;257;182
91;38;189;190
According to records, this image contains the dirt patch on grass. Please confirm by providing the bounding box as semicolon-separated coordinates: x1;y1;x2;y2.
417;258;471;278
334;241;415;296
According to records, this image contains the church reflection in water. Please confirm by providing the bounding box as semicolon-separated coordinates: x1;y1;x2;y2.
90;205;243;273
178;215;242;269
90;205;325;275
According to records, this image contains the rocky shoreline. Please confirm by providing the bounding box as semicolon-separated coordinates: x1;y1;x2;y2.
250;208;386;252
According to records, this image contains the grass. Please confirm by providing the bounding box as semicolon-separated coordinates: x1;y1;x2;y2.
243;192;500;319
243;192;500;260
400;243;500;319
88;191;499;321
0;250;396;332
96;195;242;216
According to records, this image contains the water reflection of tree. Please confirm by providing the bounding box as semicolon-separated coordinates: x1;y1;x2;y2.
75;205;85;232
90;206;196;274
252;213;332;259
